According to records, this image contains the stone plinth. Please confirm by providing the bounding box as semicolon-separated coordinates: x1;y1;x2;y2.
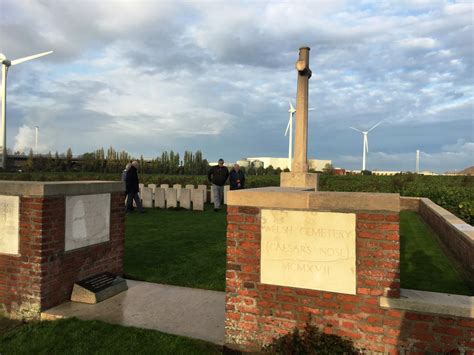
180;189;191;209
155;188;166;209
0;180;125;320
280;171;318;190
225;186;403;352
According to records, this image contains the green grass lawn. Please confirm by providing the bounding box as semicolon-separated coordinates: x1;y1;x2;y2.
0;318;220;354
124;205;227;291
125;207;473;295
400;211;472;295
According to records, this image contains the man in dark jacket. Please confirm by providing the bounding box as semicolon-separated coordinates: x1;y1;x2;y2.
125;161;145;213
229;163;245;190
208;158;229;211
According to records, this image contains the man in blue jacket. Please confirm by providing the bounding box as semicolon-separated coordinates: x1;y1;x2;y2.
208;158;229;211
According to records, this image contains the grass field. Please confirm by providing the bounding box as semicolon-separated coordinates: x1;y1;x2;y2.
0;318;220;354
124;206;473;295
399;211;472;295
124;205;227;291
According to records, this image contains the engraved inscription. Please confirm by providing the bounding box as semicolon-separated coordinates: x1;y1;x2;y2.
261;209;356;294
65;194;111;251
0;195;20;254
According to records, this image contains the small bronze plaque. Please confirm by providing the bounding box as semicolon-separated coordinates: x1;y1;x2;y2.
76;272;117;293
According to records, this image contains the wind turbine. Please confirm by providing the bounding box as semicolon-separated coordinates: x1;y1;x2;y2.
284;101;296;170
284;101;314;171
350;121;382;171
1;51;53;169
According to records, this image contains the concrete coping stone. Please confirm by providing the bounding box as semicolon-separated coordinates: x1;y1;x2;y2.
380;288;474;319
227;187;400;212
420;198;474;243
0;180;124;197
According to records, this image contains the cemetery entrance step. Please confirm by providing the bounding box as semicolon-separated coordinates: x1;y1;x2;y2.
41;280;225;345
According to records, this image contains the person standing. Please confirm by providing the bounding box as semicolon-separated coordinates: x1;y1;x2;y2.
229;163;245;190
208;158;229;211
125;160;145;213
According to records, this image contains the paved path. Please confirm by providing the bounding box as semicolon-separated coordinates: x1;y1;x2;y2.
41;280;226;345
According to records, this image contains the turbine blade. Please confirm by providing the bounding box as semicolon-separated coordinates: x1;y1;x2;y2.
289;101;295;112
11;51;53;66
0;53;5;61
308;107;315;111
350;127;363;133
368;120;382;132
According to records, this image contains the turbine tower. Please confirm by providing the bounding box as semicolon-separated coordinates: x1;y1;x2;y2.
35;126;39;154
350;121;382;171
416;149;420;173
1;51;53;169
284;102;314;171
284;101;296;170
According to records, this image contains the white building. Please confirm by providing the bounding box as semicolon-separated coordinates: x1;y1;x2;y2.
242;157;332;171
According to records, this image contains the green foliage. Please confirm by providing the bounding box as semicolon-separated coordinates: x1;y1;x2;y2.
263;322;358;354
319;174;474;224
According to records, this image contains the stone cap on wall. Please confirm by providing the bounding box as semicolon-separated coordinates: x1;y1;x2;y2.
380;288;474;319
0;180;124;197
227;187;400;212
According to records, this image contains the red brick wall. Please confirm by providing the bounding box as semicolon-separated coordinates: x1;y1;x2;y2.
419;201;474;282
0;192;125;318
225;206;474;353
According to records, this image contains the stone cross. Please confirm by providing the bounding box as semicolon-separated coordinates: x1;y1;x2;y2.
292;47;312;173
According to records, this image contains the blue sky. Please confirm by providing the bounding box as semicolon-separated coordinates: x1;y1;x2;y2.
1;0;472;172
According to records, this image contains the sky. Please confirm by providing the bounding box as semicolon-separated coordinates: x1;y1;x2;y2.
0;0;472;173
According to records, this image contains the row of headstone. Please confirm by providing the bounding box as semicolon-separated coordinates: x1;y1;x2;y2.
137;184;208;211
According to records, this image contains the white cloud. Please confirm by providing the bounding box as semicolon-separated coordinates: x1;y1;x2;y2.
2;0;472;171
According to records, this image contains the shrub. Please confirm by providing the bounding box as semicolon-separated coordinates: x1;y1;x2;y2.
263;322;358;354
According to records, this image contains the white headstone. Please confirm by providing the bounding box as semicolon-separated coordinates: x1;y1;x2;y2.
0;195;19;254
139;183;144;194
148;184;157;194
141;187;154;208
210;187;214;205
173;184;182;200
180;188;191;209
224;185;230;204
160;184;169;189
65;194;111;251
192;189;204;211
166;188;177;208
154;188;166;208
197;185;207;203
185;184;194;190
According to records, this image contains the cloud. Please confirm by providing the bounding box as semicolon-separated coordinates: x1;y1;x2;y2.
1;0;472;172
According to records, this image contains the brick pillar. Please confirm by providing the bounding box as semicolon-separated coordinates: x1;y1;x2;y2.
0;181;125;319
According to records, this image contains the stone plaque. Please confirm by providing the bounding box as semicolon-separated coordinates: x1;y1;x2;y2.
261;209;356;294
0;195;19;254
71;272;128;304
65;194;111;251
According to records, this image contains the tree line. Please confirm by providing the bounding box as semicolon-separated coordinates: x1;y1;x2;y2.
19;147;335;176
